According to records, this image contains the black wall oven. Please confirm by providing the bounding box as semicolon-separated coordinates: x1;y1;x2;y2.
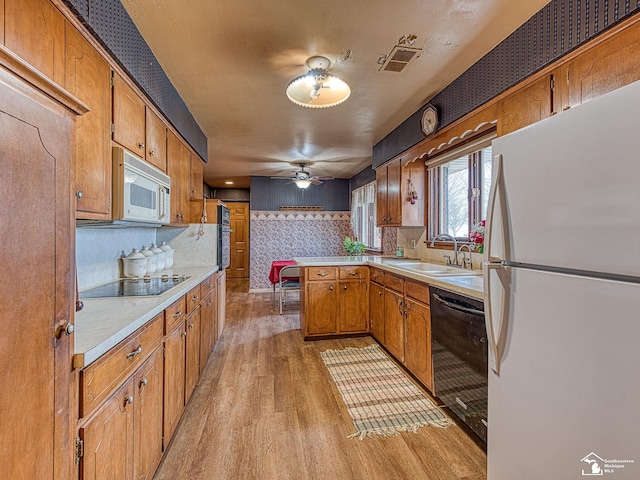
430;287;487;442
217;205;231;270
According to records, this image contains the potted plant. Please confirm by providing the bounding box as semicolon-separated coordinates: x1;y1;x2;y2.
343;237;366;255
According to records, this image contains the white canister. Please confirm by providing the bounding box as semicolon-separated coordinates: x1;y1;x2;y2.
160;242;174;269
140;245;157;274
121;249;147;278
151;243;165;271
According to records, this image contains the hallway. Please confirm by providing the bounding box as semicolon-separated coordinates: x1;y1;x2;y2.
153;279;487;479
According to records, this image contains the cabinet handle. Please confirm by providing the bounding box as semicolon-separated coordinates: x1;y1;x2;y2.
55;321;75;338
125;394;134;405
398;300;404;316
189;323;194;329
329;285;334;291
191;295;199;303
149;149;156;157
182;331;188;337
343;285;348;291
75;190;83;199
317;272;328;277
138;142;145;150
173;310;183;319
348;271;359;276
139;378;148;393
378;290;382;297
126;345;143;359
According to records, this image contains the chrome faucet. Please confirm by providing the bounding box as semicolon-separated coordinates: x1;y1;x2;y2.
430;234;460;267
459;244;473;269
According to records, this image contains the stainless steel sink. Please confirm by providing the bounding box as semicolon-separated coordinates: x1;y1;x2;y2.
388;261;481;276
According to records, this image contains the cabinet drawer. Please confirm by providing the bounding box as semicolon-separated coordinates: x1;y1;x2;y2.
186;284;201;314
165;296;187;334
339;266;368;280
200;274;215;298
405;279;430;304
80;314;162;418
384;272;404;292
370;267;384;284
307;267;336;280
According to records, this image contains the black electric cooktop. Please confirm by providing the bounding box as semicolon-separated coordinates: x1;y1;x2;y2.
80;275;191;299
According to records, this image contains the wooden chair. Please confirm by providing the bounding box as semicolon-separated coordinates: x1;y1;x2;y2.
278;265;300;314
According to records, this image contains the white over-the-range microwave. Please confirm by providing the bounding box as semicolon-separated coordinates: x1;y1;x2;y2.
112;146;171;225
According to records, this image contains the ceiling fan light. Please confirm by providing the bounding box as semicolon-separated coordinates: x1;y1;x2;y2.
294;179;312;189
286;56;350;108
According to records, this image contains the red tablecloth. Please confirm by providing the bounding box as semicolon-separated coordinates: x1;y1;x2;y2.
269;260;296;285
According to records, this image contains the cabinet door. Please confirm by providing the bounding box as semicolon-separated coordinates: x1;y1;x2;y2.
113;73;146;157
404;299;433;390
185;309;201;404
0;70;74;480
369;282;385;343
4;0;65;84
216;270;226;340
190;155;204;199
167;130;190;223
384;289;405;361
386;159;402;225
305;281;338;336
80;379;134;480
338;280;369;333
133;348;163;480
200;291;217;372
375;165;388;225
65;27;113;219
498;75;553;136
163;321;185;443
145;108;167;172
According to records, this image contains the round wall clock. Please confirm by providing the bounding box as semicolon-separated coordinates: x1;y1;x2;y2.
421;104;439;137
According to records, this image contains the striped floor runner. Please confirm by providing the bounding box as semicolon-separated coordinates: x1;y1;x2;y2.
320;344;451;439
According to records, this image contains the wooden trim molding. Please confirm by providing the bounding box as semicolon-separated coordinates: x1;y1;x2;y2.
0;44;89;115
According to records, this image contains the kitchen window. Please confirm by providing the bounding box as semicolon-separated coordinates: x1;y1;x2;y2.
351;181;381;250
427;135;494;242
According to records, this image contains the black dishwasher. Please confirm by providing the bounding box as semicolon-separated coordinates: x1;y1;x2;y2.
430;287;488;442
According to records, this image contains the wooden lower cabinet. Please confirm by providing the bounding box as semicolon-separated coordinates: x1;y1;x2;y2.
369;281;385;342
80;378;134;480
404;298;432;390
133;348;164;480
163;320;186;444
216;270;227;340
305;280;338;336
185;308;201;404
384;288;405;362
302;266;369;338
200;290;217;372
80;347;163;480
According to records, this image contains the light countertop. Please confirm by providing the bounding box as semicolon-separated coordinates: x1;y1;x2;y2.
293;256;484;300
74;265;218;368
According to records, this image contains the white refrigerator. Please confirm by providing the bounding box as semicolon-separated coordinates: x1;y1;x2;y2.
484;80;640;479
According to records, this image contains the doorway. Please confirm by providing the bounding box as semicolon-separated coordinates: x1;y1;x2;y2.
227;202;249;278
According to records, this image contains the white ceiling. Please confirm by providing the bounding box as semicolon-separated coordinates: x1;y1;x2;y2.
120;0;550;188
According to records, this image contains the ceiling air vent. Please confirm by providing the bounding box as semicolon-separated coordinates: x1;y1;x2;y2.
378;45;422;73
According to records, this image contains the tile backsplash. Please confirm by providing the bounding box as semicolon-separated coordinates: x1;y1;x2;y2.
396;227;482;269
76;224;217;290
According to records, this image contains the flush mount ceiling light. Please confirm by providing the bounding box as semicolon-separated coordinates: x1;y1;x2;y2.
286;56;351;108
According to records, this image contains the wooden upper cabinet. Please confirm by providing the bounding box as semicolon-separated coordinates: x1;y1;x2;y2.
112;72;146;157
145;108;167;172
376;157;424;227
498;75;553;136
65;25;112;219
565;22;640;109
4;0;65;85
190;155;204;199
167;130;190;224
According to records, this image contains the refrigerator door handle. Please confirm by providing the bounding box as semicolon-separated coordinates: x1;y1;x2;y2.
484;153;506;374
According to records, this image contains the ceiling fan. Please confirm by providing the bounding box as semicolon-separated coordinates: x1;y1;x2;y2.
270;163;334;189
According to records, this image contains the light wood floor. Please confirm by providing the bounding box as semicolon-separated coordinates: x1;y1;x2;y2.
153;278;487;480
